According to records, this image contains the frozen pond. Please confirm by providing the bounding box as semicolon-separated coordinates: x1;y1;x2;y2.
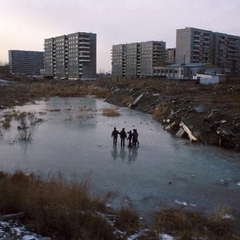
0;96;240;219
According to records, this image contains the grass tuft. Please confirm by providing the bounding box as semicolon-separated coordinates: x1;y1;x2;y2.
115;207;140;234
102;107;120;116
153;208;237;239
152;102;169;121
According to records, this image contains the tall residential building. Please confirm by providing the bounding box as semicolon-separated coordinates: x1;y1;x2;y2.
126;43;140;77
214;32;240;73
166;48;176;64
44;32;96;80
9;50;44;75
112;41;166;77
111;44;126;77
176;27;240;74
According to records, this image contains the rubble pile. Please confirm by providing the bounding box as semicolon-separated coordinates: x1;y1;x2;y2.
103;79;240;151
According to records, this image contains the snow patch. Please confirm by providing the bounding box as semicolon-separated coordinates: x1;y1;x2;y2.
159;233;174;240
175;199;188;206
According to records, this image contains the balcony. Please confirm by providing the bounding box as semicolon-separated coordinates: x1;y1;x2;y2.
79;50;90;55
79;46;90;50
193;38;200;42
79;37;90;41
79;59;90;62
79;40;90;44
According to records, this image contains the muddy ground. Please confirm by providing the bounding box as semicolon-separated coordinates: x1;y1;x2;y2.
1;77;240;151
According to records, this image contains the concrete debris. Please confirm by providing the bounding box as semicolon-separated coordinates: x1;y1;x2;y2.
175;128;185;138
129;93;145;108
97;79;240;151
179;121;198;142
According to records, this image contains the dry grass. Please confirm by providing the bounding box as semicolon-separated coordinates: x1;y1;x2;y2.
115;207;140;234
77;113;94;119
2;118;11;128
0;171;115;239
152;208;238;239
152;102;169;121
1;112;17;129
121;95;135;106
85;86;112;99
79;106;97;112
0;80;111;108
77;105;97;119
102;107;120;116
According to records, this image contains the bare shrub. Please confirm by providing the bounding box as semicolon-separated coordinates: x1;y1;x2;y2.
17;112;36;141
18;128;32;141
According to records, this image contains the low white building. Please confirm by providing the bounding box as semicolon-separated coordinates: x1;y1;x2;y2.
153;63;222;80
193;73;227;84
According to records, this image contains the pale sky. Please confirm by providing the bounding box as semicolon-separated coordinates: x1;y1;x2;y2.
1;0;240;73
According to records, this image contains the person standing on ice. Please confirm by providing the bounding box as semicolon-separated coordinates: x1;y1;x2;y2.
132;129;139;147
120;128;127;146
111;127;119;145
127;130;133;148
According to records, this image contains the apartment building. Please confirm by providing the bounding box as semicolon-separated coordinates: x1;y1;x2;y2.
166;48;176;64
44;32;96;80
176;27;240;74
125;43;140;77
214;32;240;73
112;41;166;77
9;50;44;75
140;41;166;76
111;44;126;77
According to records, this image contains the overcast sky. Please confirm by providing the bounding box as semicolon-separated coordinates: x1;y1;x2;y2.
1;0;240;72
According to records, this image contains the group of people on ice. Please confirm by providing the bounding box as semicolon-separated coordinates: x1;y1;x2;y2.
111;127;139;147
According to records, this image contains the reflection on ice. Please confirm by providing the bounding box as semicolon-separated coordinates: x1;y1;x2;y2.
111;146;138;163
